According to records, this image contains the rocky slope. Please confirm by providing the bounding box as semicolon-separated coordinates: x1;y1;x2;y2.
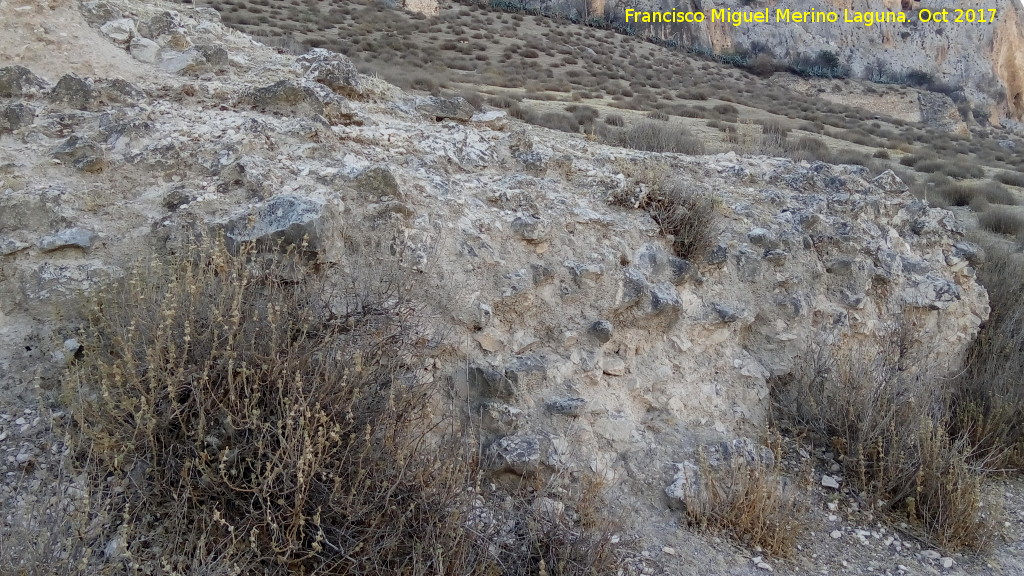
0;0;1006;573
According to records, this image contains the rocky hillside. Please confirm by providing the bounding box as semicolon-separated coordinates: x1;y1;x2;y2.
505;0;1024;126
0;1;1016;574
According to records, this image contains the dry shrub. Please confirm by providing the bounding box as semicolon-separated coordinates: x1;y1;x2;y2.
786;136;829;162
680;452;807;556
994;170;1024;188
828;149;871;167
951;243;1024;469
610;121;705;155
62;235;474;574
637;184;717;260
57;235;627;575
604;113;624;127
770;320;994;551
981;182;1017;206
978;211;1024;237
935;182;981;207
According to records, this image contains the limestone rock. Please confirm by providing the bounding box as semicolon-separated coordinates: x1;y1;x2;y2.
0;66;49;98
129;37;160;64
417;95;475;122
295;48;363;99
99;18;137;44
487;435;541;476
51;136;105;172
39;228;97;252
0;104;35;134
224;195;329;253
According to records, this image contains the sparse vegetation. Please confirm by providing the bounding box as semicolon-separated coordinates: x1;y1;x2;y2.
994;170;1024;188
611;121;705;155
45;234;627;575
770;320;995;551
680;450;808;556
639;184;717;260
979;211;1024;237
952;243;1024;469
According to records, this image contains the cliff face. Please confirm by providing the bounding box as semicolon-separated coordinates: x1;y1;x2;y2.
702;0;1024;123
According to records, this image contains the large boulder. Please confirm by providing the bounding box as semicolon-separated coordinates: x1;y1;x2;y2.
49;75;144;111
417;96;475;122
224;195;331;253
294;49;363;99
237;80;358;126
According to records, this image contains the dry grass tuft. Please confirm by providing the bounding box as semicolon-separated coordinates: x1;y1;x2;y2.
680;451;807;556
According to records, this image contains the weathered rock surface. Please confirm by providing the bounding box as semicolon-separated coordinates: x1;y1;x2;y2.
237;79;359;125
294;48;364;99
225;195;331;252
0;1;997;571
417;95;476;121
0;66;49;98
0;103;35;134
